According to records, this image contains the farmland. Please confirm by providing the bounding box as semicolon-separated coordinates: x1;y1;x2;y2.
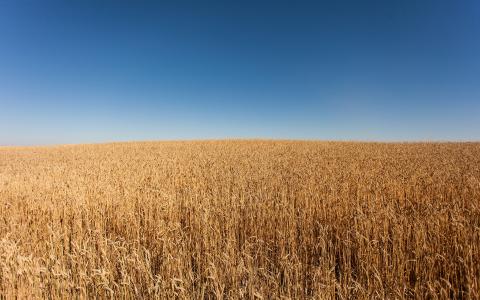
0;141;479;299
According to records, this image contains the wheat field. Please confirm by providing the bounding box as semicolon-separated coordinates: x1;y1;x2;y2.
0;141;479;299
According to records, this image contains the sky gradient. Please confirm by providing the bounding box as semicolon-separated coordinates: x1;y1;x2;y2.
1;0;479;145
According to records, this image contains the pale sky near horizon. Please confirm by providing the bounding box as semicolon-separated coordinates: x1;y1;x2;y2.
1;1;479;145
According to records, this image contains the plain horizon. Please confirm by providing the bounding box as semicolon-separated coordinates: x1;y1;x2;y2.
1;138;480;148
1;1;479;145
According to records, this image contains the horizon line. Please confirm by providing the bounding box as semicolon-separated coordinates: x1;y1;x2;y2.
1;138;480;148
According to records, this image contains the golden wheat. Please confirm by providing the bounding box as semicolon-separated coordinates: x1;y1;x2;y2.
0;141;479;299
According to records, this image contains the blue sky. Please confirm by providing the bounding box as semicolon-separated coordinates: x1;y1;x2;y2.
1;0;479;145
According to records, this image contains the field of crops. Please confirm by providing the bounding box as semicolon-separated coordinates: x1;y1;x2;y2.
0;141;479;299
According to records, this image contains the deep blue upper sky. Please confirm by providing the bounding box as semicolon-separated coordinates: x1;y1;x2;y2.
1;0;479;145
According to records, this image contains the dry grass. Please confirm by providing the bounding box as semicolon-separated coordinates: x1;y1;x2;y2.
0;140;479;299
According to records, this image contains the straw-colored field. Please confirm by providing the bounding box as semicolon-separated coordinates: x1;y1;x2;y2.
0;141;479;299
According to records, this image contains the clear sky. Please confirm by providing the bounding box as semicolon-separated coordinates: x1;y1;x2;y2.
1;1;479;145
